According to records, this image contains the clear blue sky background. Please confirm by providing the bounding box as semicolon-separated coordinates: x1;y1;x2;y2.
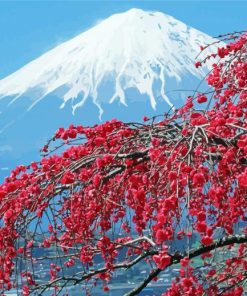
0;0;246;79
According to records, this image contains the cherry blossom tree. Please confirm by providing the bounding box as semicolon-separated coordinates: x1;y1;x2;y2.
0;31;246;296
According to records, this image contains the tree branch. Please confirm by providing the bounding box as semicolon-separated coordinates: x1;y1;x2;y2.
33;235;247;295
125;234;247;296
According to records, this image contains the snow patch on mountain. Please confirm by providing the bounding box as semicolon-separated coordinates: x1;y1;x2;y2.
0;8;218;117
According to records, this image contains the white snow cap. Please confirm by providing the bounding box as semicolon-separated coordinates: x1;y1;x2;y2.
0;8;217;116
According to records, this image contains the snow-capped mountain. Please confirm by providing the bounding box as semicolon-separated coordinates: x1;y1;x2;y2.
0;8;217;117
0;8;220;180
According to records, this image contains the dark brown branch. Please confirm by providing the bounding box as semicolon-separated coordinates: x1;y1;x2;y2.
33;235;247;295
125;234;247;296
33;249;155;294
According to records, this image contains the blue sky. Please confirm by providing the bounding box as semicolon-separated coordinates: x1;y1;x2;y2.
0;0;246;79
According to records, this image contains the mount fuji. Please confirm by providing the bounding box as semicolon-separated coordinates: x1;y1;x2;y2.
0;8;218;177
0;8;217;116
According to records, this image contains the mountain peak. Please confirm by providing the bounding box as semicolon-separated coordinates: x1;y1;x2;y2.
121;7;145;16
0;9;217;117
110;8;169;20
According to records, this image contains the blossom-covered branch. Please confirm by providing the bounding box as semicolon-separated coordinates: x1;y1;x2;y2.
0;31;246;295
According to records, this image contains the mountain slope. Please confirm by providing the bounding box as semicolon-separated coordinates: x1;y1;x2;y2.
0;8;217;117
